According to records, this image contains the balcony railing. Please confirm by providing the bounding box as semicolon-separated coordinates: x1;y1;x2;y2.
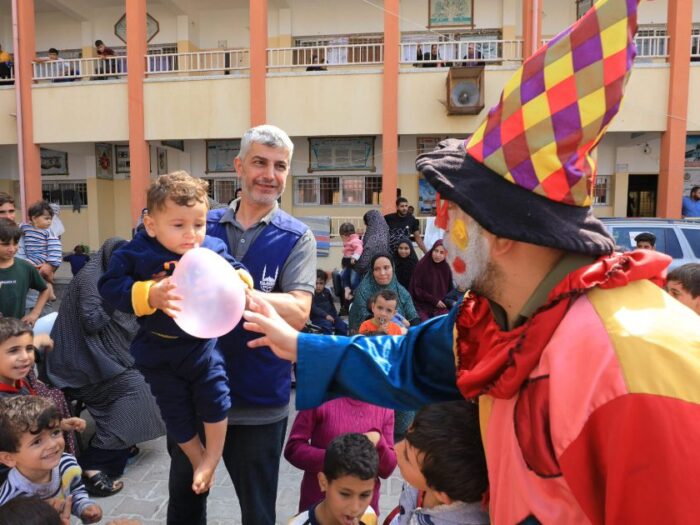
268;43;384;70
400;40;524;67
33;56;126;81
146;49;250;76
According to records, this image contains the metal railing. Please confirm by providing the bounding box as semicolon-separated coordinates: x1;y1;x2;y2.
268;43;384;70
146;49;250;76
33;56;126;81
329;216;428;238
400;40;523;67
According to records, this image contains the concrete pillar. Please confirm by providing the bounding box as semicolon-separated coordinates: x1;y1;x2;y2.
657;0;692;218
382;0;399;215
250;0;268;126
126;0;149;226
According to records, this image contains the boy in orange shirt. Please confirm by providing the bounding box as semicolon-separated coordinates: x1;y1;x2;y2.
359;290;404;335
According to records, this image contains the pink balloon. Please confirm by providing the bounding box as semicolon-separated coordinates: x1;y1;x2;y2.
171;247;246;339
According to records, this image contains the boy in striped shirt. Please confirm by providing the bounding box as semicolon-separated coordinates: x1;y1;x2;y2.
20;201;62;300
0;396;101;523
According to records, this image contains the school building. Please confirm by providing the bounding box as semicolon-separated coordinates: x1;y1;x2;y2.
0;0;698;252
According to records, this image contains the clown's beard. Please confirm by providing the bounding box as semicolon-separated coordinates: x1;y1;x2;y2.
444;220;501;300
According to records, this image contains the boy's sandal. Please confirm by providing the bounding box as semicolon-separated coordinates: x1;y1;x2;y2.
83;471;124;497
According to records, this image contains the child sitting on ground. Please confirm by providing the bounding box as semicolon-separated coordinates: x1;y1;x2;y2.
339;223;363;301
288;433;379;525
0;396;102;524
63;244;90;276
359;290;404;336
311;270;348;335
388;400;489;525
284;389;395;514
20;201;62;300
98;171;252;494
667;263;700;315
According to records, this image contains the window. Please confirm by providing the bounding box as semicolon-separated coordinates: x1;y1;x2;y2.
576;0;594;19
308;137;375;172
42;181;88;207
294;176;382;206
593;175;612;206
681;228;700;257
611;227;683;258
204;178;240;205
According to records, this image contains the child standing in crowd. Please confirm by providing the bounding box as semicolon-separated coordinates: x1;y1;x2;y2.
63;245;90;276
284;389;395;514
359;290;404;335
388;401;489;525
20;201;62;299
98;172;252;495
288;433;380;525
339;223;363;301
667;263;700;316
0;220;50;325
0;396;102;523
311;270;348;335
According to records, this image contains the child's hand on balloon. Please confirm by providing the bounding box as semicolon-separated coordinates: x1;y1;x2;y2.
148;277;183;318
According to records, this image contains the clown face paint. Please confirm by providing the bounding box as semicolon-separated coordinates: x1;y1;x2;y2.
442;206;495;297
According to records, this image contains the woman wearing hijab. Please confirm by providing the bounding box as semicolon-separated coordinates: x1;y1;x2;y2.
393;239;419;290
409;239;453;322
354;210;390;277
46;238;165;496
349;253;419;333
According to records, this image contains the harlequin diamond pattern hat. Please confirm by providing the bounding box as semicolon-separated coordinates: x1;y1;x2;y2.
417;0;640;256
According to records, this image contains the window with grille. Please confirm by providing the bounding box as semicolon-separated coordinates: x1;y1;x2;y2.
294;176;382;206
576;0;594;19
42;181;88;207
593;175;612;206
204;178;240;205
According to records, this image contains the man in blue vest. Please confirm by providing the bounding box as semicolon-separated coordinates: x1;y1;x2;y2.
167;125;316;525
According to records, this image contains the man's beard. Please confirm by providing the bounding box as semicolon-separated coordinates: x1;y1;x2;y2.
240;177;283;205
444;219;500;300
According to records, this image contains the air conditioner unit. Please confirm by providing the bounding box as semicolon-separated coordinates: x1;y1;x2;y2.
446;66;485;115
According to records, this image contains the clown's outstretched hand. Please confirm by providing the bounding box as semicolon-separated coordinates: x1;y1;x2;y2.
244;294;299;362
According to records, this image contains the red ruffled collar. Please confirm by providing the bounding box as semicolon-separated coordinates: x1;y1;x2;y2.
454;251;670;399
0;379;35;396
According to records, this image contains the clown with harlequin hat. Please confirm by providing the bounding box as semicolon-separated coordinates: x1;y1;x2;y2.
243;0;700;522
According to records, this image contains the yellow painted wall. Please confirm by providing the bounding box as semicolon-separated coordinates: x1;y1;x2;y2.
609;66;669;132
268;73;383;136
144;78;250;140
398;68;517;135
685;66;700;132
113;180;134;239
58;207;91;252
32;83;129;143
0;89;16;145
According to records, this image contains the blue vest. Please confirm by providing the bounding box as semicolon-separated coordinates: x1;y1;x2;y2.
207;207;307;407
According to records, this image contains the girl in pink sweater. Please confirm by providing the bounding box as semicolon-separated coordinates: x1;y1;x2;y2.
284;397;397;514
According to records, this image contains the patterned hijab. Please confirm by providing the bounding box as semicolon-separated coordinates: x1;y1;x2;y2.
354;210;390;276
46;237;139;389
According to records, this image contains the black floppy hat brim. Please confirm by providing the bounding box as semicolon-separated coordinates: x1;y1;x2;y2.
416;139;615;257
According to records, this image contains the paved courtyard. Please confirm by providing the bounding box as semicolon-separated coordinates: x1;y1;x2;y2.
87;392;405;525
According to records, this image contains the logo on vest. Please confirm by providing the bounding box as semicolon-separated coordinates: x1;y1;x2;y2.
259;265;279;293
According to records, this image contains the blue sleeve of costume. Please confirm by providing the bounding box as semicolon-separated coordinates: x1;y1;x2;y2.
295;306;462;411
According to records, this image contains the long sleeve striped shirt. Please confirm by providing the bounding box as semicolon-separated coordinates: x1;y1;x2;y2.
0;453;95;518
20;223;63;267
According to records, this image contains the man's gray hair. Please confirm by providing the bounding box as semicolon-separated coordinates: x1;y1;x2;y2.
238;124;294;161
